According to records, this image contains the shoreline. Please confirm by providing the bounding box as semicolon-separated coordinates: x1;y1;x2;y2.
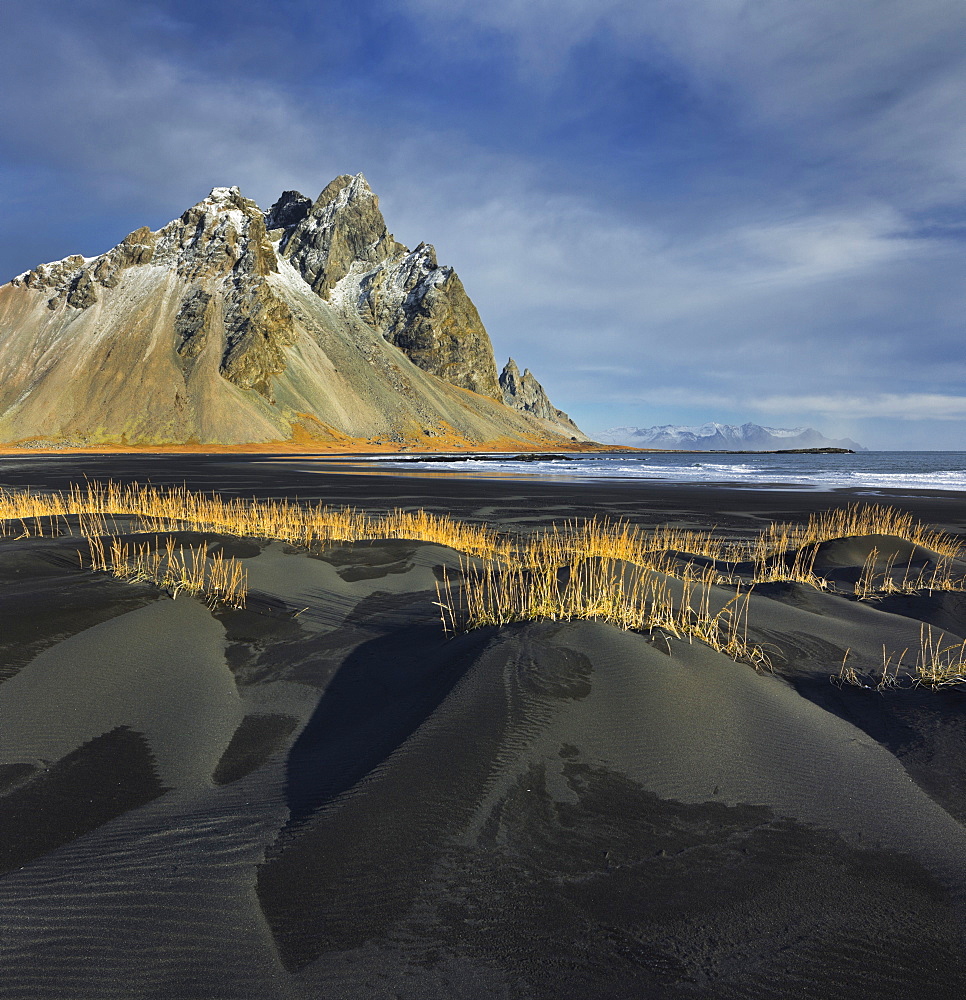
2;452;965;534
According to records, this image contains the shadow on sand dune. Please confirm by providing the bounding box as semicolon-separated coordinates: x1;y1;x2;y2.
256;619;966;999
279;622;494;827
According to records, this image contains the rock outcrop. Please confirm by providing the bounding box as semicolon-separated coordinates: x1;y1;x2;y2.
276;175;401;299
500;359;582;435
0;175;585;449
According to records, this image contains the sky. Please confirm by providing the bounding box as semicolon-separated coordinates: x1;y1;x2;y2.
1;0;964;448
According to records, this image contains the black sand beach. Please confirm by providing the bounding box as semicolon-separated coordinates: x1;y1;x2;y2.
3;450;966;529
1;454;965;999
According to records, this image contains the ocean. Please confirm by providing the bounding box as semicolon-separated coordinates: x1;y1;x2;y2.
354;451;966;495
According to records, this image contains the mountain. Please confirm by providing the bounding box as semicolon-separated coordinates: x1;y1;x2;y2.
0;176;587;449
595;422;865;451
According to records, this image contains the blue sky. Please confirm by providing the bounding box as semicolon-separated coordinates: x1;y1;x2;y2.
2;0;964;448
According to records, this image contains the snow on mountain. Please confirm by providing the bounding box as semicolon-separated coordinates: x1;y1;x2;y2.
595;422;864;451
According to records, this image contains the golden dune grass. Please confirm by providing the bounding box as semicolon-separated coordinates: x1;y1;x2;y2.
86;534;248;608
838;624;966;690
1;485;955;583
436;555;771;669
852;548;964;599
914;624;966;687
751;543;829;590
0;482;502;557
756;502;960;561
0;484;963;673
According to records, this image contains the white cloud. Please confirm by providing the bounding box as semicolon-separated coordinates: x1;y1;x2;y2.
378;175;959;437
752;393;966;421
0;6;394;223
412;187;938;347
719;208;923;285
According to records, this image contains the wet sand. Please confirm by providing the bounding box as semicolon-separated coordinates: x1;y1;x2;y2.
1;454;965;999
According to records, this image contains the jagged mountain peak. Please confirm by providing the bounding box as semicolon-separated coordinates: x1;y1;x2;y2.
184;185;263;225
205;184;243;202
157;184;277;280
315;172;376;207
265;179;504;401
279;174;399;300
504;358;539;383
504;359;537;379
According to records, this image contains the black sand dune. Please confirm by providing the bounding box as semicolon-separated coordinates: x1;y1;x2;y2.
1;455;965;998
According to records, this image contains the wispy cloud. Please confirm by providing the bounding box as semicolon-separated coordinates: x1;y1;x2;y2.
401;0;966;203
753;393;966;421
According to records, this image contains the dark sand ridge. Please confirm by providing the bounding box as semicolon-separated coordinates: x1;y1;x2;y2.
1;456;966;997
0;530;476;999
0;598;236;788
260;623;966;997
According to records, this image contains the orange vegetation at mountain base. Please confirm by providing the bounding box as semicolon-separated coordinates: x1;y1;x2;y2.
0;431;638;456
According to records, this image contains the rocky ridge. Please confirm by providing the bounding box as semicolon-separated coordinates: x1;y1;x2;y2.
0;177;585;448
499;359;581;434
267;175;502;400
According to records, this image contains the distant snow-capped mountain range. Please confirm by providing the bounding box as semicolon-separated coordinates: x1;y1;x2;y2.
595;422;865;451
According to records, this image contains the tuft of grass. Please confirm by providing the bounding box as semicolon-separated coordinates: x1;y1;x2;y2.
853;548;965;599
435;554;771;670
756;502;961;562
752;542;829;591
913;624;966;688
835;625;966;690
86;534;248;608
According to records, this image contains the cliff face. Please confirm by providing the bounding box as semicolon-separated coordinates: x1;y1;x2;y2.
274;175;401;300
10;186;299;406
0;177;584;448
500;359;582;435
270;175;502;400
